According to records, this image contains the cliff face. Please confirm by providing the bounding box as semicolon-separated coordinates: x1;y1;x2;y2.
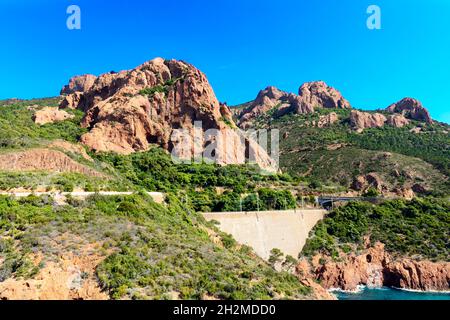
59;58;276;171
61;74;97;95
299;242;449;292
349;110;387;131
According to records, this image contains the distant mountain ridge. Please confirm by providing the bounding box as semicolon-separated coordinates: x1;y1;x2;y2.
231;81;449;197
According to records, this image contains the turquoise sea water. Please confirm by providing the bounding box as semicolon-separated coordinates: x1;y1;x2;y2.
334;287;450;300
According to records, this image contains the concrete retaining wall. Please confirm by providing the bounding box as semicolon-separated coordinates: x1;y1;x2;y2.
202;209;325;260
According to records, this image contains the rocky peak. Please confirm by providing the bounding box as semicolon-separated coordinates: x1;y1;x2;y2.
386;98;432;123
298;81;351;110
59;58;276;171
254;86;286;103
237;87;291;129
236;81;351;129
61;74;97;95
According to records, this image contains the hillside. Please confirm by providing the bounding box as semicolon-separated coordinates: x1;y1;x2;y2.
232;84;450;198
0;192;314;300
0;68;318;300
0;59;448;299
298;198;449;292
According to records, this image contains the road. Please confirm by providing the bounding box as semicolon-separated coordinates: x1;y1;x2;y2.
0;191;165;204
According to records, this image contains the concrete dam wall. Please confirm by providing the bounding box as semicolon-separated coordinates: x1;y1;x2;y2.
202;209;326;260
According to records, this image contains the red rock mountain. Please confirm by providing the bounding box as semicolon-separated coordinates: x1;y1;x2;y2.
386;97;433;123
59;58;277;171
236;81;351;128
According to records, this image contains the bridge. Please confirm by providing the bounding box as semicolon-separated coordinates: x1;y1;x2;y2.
202;209;326;260
318;196;381;210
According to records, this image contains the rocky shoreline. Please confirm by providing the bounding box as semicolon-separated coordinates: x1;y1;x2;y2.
297;242;449;295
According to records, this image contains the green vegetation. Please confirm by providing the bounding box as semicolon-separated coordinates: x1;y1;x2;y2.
302;198;450;262
0;171;132;192
219;116;235;128
96;148;298;212
0;193;311;299
0;102;86;150
0;97;448;299
262;109;450;195
139;77;183;97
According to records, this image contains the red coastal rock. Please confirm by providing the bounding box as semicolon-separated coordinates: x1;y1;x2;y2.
305;242;450;292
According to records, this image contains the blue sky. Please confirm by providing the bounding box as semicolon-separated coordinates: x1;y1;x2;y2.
1;0;449;123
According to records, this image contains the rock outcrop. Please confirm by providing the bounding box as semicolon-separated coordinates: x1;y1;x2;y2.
237;86;290;129
236;81;350;128
317;112;339;128
386;98;433;124
351;172;384;192
302;242;449;292
61;74;97;95
349;110;387;131
0;250;108;300
350;110;411;131
386;114;410;128
33;107;74;125
59;58;276;171
298;81;351;110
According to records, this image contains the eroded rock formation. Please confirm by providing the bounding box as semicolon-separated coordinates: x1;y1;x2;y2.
349;110;387;131
351;172;384;192
33;107;74;125
299;242;449;292
298;81;351;110
386;98;433;124
236;81;350;128
59;58;276;171
317;112;339;128
61;74;97;95
386;114;410;128
0;249;108;300
0;149;102;176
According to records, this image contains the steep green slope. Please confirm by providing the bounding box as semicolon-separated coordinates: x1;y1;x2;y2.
0;99;86;149
0;193;311;299
255;109;449;196
302;198;450;262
